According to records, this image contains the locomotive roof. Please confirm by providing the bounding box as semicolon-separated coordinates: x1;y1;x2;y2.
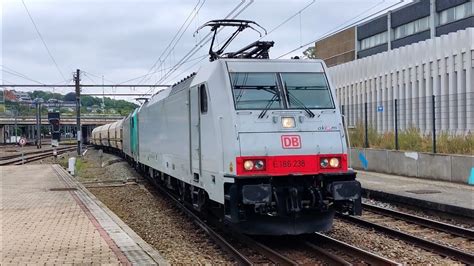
146;58;327;104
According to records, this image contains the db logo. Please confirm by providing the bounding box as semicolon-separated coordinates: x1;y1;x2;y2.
281;135;301;149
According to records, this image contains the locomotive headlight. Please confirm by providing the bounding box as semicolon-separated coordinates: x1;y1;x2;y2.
254;160;265;170
329;158;340;168
320;158;329;168
243;160;254;171
281;117;295;128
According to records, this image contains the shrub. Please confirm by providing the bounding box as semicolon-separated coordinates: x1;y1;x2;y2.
348;124;472;155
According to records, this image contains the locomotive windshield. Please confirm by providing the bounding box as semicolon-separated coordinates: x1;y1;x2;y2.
231;73;282;110
230;72;334;110
281;73;334;109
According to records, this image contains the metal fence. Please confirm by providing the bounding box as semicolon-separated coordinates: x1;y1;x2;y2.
341;92;473;153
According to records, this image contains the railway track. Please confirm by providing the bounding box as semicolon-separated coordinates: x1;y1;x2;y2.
303;233;400;265
144;174;400;265
258;233;400;265
0;146;77;165
337;203;474;264
362;203;474;239
1;146;71;160
149;179;297;265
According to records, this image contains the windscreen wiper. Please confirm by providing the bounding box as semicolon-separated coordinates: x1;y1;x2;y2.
258;93;279;119
287;91;315;118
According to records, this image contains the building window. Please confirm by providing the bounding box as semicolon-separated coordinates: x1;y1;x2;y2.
360;31;388;50
439;2;473;25
394;16;430;39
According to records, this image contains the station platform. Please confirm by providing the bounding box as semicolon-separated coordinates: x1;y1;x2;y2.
1;164;167;265
357;170;474;218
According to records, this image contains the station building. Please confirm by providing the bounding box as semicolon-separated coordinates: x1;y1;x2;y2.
316;0;473;134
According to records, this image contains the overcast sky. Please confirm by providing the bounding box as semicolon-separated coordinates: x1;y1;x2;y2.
1;0;405;101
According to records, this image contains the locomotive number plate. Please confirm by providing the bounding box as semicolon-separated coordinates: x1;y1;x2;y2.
270;156;317;173
272;159;306;168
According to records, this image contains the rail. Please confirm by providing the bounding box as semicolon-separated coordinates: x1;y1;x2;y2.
0;146;76;165
305;233;400;265
338;213;474;264
362;203;474;239
149;178;297;265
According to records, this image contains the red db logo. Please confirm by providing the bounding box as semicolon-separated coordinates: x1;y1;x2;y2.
281;135;301;149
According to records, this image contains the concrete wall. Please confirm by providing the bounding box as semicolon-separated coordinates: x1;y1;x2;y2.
350;148;474;184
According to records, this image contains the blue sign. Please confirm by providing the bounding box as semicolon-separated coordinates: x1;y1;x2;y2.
377;105;383;112
469;168;474;185
358;152;368;170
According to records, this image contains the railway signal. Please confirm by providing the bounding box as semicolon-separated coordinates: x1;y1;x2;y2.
48;112;60;159
48;112;61;147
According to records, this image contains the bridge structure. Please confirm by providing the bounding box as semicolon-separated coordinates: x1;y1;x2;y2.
0;114;123;144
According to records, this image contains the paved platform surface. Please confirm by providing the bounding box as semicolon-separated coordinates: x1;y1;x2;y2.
357;170;474;217
1;164;167;265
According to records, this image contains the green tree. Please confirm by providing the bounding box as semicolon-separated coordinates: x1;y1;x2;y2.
81;95;102;107
30;90;63;101
64;92;76;101
303;46;317;59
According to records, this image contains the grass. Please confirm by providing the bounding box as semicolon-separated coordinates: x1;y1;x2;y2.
58;156;96;178
58;156;69;168
60;140;77;145
348;123;473;155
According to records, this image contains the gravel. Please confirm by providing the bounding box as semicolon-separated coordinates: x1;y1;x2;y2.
261;239;326;265
75;148;235;264
363;198;474;230
325;219;460;264
361;210;474;253
39;147;470;264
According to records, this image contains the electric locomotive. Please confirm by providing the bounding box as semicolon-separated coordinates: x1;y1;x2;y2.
92;20;361;235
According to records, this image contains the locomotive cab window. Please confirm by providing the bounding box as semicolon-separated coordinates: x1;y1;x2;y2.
199;84;208;114
230;72;334;110
230;73;282;110
281;73;334;109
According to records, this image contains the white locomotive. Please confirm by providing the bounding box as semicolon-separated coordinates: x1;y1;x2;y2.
92;20;361;235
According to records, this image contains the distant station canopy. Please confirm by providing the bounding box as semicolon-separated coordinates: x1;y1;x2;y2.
195;19;274;61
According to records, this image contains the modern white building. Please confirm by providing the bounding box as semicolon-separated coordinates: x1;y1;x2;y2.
330;27;473;134
317;0;474;135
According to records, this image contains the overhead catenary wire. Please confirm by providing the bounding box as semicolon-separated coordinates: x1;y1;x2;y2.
257;0;316;41
82;70;115;84
21;0;66;81
159;29;247;86
0;78;14;84
137;0;252;99
138;0;316;89
1;68;46;85
82;72;97;84
116;54;206;85
137;0;206;85
160;54;208;85
153;0;254;89
157;0;400;90
1;65;47;84
276;0;404;59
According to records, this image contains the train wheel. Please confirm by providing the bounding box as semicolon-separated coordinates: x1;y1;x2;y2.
177;180;186;202
191;186;207;212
